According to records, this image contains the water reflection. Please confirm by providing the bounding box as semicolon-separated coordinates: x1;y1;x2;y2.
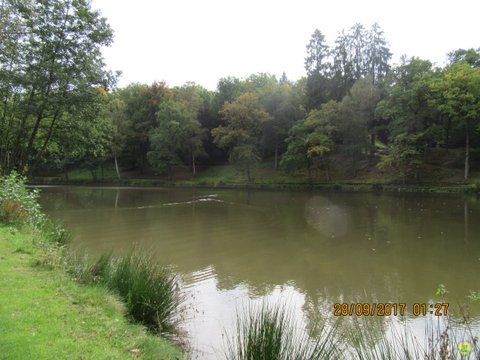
38;186;480;358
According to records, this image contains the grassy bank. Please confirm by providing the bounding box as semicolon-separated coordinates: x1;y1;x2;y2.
31;163;480;194
0;225;183;359
0;173;184;359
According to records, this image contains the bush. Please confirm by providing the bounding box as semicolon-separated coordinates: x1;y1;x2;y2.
0;172;44;227
1;199;27;224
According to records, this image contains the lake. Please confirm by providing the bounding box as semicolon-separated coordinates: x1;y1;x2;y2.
38;186;480;358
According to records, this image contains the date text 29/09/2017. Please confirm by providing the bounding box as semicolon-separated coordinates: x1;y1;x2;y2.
333;303;449;317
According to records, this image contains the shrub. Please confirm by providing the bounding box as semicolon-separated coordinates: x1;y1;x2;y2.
1;199;27;224
0;172;44;227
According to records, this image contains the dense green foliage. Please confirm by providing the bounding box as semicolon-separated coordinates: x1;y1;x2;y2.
1;1;479;183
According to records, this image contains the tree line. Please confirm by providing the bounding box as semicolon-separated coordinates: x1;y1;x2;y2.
1;0;479;182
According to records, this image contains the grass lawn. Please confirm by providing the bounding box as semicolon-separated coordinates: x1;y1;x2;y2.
0;225;183;360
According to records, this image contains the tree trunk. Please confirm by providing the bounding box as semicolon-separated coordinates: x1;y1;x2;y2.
464;199;469;244
101;163;104;182
464;124;470;181
114;152;121;179
114;189;119;209
246;163;251;183
274;143;278;170
192;153;196;176
12;88;35;170
24;110;45;167
31;110;60;173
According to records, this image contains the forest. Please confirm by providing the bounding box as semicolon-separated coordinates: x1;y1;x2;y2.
1;0;480;184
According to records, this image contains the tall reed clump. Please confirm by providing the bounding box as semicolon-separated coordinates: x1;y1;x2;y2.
227;302;480;360
226;302;341;360
68;250;183;336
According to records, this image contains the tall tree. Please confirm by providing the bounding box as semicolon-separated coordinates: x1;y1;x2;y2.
0;0;115;172
448;48;480;67
148;99;206;175
431;62;480;180
331;30;355;100
348;23;367;80
261;82;303;168
212;93;271;182
281;101;338;179
365;23;391;84
376;57;438;142
338;77;380;175
304;29;330;109
118;82;171;172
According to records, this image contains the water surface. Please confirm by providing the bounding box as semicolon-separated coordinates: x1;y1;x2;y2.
38;186;480;358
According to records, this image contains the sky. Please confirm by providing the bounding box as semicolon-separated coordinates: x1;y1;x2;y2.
92;0;480;90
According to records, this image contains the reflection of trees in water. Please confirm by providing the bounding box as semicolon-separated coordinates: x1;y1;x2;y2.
40;187;480;315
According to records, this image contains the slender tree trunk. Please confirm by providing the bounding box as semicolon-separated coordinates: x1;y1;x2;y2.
12;88;36;169
246;163;251;183
23;108;46;168
114;189;119;209
31;110;60;173
114;151;121;179
464;199;469;244
274;143;278;170
464;123;470;181
192;153;196;176
101;163;104;182
444;116;450;147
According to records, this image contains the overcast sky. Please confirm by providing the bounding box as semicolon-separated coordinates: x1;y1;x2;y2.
92;0;480;90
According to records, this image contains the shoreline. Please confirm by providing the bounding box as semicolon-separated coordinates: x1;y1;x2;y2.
29;177;478;195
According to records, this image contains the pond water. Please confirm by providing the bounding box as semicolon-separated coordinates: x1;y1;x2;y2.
38;186;480;358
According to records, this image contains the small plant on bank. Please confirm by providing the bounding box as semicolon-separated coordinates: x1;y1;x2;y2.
42;219;72;246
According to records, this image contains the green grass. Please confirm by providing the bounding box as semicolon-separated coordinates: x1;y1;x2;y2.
0;225;183;360
66;165;119;181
